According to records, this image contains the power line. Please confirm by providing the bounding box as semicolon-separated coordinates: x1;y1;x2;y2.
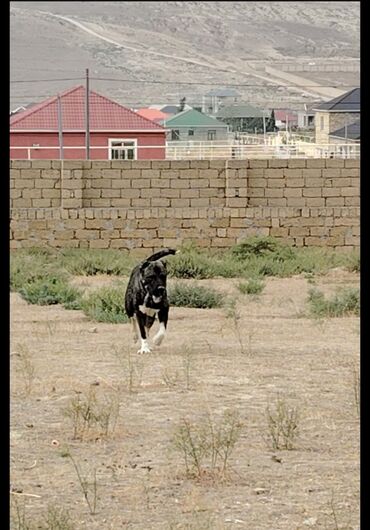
9;77;359;89
10;78;84;84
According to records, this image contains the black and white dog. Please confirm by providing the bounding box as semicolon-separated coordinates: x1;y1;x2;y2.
124;248;177;354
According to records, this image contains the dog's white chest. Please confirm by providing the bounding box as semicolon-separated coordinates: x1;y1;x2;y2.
139;305;159;317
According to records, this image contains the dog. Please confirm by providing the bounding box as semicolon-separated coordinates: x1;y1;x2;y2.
124;248;177;354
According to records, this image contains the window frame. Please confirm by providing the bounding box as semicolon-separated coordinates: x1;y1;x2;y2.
207;129;217;140
108;138;137;160
171;129;180;141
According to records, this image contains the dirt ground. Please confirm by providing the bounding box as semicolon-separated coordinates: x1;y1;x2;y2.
10;270;360;529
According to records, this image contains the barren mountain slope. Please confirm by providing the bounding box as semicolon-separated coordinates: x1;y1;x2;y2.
10;1;360;109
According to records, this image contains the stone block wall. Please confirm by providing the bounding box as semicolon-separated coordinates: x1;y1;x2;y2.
10;159;360;252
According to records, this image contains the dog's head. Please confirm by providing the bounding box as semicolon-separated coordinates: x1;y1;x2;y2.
140;260;167;303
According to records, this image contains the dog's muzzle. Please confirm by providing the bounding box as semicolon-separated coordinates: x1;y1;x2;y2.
152;285;166;303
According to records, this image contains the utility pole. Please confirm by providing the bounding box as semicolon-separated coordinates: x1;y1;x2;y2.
57;94;64;159
57;94;64;208
85;68;90;159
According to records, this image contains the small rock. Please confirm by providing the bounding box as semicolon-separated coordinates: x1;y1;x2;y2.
303;517;317;526
254;487;268;495
25;423;34;428
88;327;98;333
51;439;59;446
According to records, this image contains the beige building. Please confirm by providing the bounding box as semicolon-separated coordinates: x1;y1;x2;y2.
313;88;360;144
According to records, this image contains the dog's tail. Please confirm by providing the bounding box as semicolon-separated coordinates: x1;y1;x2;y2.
145;248;178;262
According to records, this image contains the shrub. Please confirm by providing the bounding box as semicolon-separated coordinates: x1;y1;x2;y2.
168;251;215;279
63;386;120;440
59;249;135;276
345;252;360;273
265;397;300;450
173;410;243;478
232;236;288;259
237;278;265;295
169;283;223;309
307;287;360;317
19;275;83;308
10;251;60;292
81;285;129;323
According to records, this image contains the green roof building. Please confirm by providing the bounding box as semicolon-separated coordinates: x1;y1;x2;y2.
164;108;229;141
216;103;268;133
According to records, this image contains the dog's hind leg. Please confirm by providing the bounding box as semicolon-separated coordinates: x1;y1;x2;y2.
153;307;168;346
131;317;139;343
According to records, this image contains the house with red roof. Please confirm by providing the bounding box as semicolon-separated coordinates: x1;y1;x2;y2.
136;108;170;125
274;110;298;129
10;85;166;160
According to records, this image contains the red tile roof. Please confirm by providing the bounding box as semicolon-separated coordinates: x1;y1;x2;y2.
274;110;298;123
136;108;169;123
10;85;165;131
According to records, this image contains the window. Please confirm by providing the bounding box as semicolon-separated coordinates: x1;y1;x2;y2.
188;129;194;136
109;139;137;160
171;129;180;141
207;130;216;140
320;116;324;131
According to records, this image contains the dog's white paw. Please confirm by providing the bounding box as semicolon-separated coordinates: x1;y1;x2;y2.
137;345;151;354
153;333;164;346
137;339;151;354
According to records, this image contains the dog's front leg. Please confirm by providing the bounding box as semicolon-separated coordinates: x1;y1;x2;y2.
153;307;168;346
136;312;151;354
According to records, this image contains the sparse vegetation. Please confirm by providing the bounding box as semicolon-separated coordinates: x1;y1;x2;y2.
59;248;135;276
352;365;360;418
224;298;250;355
10;241;360;291
64;448;98;515
169;282;223;309
112;346;146;394
173;410;243;478
62;385;120;440
237;278;265;295
307;287;360;317
10;239;360;528
168;244;216;279
10;249;60;292
81;285;129;323
12;343;35;396
10;498;74;530
265;396;300;450
19;275;83;309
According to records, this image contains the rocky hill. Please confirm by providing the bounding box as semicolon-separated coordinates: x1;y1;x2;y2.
10;1;360;110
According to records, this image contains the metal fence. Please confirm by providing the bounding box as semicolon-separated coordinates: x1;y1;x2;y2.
10;142;360;160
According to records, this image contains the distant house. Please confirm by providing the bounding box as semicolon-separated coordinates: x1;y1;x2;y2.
313;88;360;144
203;87;241;114
147;103;192;116
215;103;267;133
274;110;298;129
164;108;228;141
10;85;166;160
297;106;316;129
328;119;360;144
136;108;170;125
